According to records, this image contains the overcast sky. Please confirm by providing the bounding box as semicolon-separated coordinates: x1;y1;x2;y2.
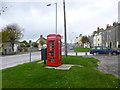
0;0;119;43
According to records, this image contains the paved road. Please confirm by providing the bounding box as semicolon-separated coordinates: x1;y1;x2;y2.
63;50;91;56
1;51;88;69
84;55;120;78
1;52;41;69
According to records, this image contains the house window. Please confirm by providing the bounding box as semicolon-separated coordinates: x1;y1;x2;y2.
103;37;104;40
118;45;120;48
9;49;11;53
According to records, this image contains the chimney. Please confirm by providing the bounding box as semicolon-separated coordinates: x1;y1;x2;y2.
97;27;100;32
106;24;111;29
79;34;82;37
113;22;118;26
40;35;43;38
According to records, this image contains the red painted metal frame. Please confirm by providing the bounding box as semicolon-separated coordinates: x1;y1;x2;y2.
47;34;62;66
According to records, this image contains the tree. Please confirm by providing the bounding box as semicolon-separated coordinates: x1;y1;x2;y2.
32;42;38;47
26;43;30;47
20;43;26;47
2;24;24;51
93;31;97;34
21;40;28;45
81;36;90;44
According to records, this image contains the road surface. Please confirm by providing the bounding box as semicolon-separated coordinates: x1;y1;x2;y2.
1;52;41;69
1;51;89;69
85;55;120;78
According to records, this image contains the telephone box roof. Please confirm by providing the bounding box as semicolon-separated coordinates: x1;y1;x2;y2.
47;34;61;37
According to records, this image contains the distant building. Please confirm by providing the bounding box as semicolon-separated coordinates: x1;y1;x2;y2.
92;27;104;46
90;22;120;49
1;42;19;55
36;35;46;50
74;34;83;47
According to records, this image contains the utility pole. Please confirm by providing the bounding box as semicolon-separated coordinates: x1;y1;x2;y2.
63;0;67;57
29;40;32;62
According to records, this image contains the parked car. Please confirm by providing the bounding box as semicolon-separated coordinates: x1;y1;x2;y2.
90;46;120;55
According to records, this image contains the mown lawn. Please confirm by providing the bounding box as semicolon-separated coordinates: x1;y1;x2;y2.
74;48;90;52
2;56;120;88
62;55;99;67
0;70;2;89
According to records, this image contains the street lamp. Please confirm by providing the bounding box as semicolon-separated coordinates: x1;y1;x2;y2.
47;3;57;34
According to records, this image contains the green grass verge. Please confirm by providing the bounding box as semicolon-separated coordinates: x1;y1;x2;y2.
63;55;99;67
74;48;90;52
2;56;120;88
0;70;2;89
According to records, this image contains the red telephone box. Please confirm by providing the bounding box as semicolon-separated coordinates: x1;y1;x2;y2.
47;34;62;66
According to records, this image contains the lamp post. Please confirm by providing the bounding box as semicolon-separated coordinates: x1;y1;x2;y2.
63;0;67;57
47;3;57;34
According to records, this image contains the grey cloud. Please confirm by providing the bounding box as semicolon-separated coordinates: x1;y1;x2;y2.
0;0;119;43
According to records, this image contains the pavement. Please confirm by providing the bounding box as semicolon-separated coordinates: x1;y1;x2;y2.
45;64;83;70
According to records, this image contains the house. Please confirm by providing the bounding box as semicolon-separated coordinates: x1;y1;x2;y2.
14;43;19;52
1;42;19;55
90;22;120;49
2;42;12;55
74;34;83;47
36;35;46;50
88;35;94;47
104;23;120;48
92;27;103;46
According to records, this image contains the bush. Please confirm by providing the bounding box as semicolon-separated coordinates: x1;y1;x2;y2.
26;44;30;47
0;52;2;55
9;52;16;55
